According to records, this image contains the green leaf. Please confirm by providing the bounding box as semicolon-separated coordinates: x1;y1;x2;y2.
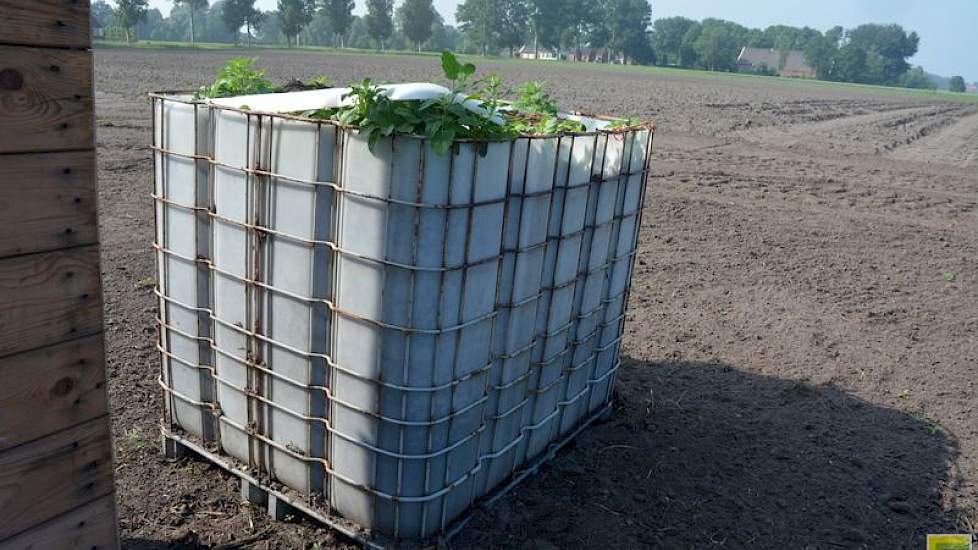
441;50;460;81
367;130;382;151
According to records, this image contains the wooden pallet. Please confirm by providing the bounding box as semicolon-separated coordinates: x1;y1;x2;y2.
161;403;613;548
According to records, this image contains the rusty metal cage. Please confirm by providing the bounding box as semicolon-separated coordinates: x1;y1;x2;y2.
151;91;653;543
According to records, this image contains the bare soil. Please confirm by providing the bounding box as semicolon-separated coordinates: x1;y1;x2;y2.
93;49;978;549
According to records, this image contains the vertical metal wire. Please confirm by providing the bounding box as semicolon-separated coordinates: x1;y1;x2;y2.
309;120;325;501
521;135;564;463
243;112;257;472
593;131;635;411
462;146;494;514
395;136;425;536
562;132;601;432
260;115;274;480
603;130;654;407
549;134;579;440
206;108;221;452
506;137;534;478
420;144;456;537
375;135;396;535
579;133;612;416
326;127;347;510
439;143;480;532
469;138;517;504
155;97;176;433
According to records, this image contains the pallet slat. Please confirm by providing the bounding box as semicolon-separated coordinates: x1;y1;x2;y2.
0;416;114;541
0;46;93;154
0;334;108;452
0;245;102;358
0;0;91;49
0;494;116;550
0;151;98;258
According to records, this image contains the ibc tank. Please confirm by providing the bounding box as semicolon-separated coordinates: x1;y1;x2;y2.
152;89;653;542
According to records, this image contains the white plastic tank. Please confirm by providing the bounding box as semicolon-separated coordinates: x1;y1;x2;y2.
152;88;652;541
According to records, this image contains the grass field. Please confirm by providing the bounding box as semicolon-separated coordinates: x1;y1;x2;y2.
94;39;978;104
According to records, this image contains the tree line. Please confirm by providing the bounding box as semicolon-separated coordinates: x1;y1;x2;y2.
95;0;457;51
95;1;972;92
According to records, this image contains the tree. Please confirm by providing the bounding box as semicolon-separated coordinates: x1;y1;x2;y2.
803;26;843;80
223;0;263;45
204;0;239;42
323;0;354;47
559;0;600;59
456;0;496;55
92;0;115;28
603;0;653;64
678;22;702;67
172;0;208;43
497;0;529;57
529;0;563;52
278;0;314;47
692;19;745;71
397;0;437;52
833;42;869;83
902;67;936;90
428;14;462;51
365;0;393;50
847;24;918;85
114;0;149;42
652;17;696;66
949;75;967;93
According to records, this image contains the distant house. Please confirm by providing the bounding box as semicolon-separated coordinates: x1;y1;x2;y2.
518;45;559;61
967;83;978;93
565;47;634;65
567;48;604;63
737;47;815;78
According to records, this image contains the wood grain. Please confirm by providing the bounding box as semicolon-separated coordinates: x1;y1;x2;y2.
0;334;107;452
0;0;91;49
0;494;117;550
0;246;102;358
0;416;114;541
0;151;98;258
0;47;93;154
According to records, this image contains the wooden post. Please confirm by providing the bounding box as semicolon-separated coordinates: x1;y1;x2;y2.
0;1;119;548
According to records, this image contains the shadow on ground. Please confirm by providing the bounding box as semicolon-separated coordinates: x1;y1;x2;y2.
456;358;961;549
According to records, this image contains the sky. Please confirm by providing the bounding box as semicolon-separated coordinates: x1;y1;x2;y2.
143;0;978;81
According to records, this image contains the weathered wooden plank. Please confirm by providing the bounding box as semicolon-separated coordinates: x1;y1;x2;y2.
0;334;107;452
0;494;117;549
0;0;91;49
0;246;102;358
0;416;114;541
0;47;93;154
0;151;98;258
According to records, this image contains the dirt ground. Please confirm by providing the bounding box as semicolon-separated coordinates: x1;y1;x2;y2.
93;49;978;549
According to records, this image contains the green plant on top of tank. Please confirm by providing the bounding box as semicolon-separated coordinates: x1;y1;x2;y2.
512;81;559;116
608;116;643;129
307;75;332;89
195;57;275;99
304;77;516;155
199;52;638;155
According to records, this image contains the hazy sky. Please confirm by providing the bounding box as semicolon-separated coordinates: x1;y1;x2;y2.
144;0;978;81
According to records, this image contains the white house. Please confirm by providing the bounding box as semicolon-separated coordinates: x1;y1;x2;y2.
518;45;559;60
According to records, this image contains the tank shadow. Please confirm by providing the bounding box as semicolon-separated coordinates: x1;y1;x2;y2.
456;357;962;549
